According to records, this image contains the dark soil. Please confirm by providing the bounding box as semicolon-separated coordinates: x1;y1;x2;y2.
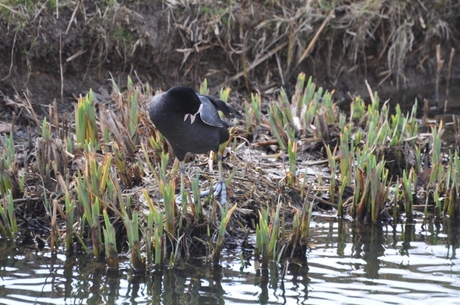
1;1;459;122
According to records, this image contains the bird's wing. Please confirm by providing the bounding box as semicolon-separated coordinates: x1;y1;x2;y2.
198;94;241;118
197;95;225;128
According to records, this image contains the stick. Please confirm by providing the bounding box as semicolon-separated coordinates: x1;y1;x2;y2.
217;41;288;89
444;48;455;113
435;44;444;107
285;9;335;85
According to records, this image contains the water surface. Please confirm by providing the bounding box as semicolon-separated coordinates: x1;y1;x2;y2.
1;218;460;304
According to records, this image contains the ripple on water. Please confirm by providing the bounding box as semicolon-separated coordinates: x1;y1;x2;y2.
1;219;460;305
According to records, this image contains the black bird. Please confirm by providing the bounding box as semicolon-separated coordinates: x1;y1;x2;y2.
148;86;239;204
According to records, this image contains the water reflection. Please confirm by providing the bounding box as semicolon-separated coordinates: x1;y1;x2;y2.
1;218;460;304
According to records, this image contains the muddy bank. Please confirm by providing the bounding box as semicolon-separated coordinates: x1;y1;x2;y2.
0;1;459;117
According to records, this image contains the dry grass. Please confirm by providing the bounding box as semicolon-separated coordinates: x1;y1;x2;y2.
164;0;460;90
1;0;458;96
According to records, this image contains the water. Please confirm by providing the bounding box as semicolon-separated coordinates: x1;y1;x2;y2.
1;218;460;304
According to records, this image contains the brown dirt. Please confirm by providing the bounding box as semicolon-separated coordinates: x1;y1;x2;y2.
1;1;459;123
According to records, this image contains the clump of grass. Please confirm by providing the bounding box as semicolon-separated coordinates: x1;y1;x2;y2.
75;90;98;149
103;209;119;269
121;196;144;271
74;141;121;257
255;199;284;269
143;189;164;268
0;133;20;199
0;190;18;238
244;93;263;134
290;194;313;259
212;203;238;267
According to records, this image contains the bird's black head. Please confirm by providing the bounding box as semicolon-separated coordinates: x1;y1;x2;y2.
166;86;201;113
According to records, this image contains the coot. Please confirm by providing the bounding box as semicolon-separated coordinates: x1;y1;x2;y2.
148;86;239;204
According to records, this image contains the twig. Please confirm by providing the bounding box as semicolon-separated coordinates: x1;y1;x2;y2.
285;9;335;85
66;0;80;34
444;48;455;113
2;32;16;81
59;34;64;103
216;41;288;89
435;44;443;107
365;79;374;104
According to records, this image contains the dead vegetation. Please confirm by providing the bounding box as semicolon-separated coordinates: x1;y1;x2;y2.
0;0;460;271
0;0;459;105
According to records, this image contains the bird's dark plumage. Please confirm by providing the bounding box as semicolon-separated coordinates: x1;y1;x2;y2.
148;86;239;204
148;86;239;161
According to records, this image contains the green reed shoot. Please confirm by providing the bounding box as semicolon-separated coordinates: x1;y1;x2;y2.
430;126;443;184
143;189;164;267
325;144;336;203
0;133;15;197
279;87;295;131
443;166;455;217
402;169;413;219
303;95;320;133
64;191;75;250
433;189;442;218
352;150;389;221
321;91;335;125
339;127;352;186
290;195;313;258
3;133;15;171
149;132;166;156
0;207;10;237
159;152;170;183
191;173;202;218
77;187;102;257
267;104;287;149
255;207;269;268
251;92;262;123
255;200;282;268
75;148;116;256
455;151;460;177
126;76;140;142
350;96;365;122
370;160;389;222
103;209;119;269
0;132;22;199
159;178;176;238
75;90;98;148
338;176;347;217
212;203;237;266
0;197;11;237
301;79;320;120
144;203;153;263
245;92;262;134
287;139;298;187
244;102;253;134
219;87;230;102
121;196;144;270
199;78;208;94
393;181;400;219
5;190;17;236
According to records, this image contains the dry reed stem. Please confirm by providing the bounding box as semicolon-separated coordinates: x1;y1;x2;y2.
286;9;335;84
217;41;289;89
